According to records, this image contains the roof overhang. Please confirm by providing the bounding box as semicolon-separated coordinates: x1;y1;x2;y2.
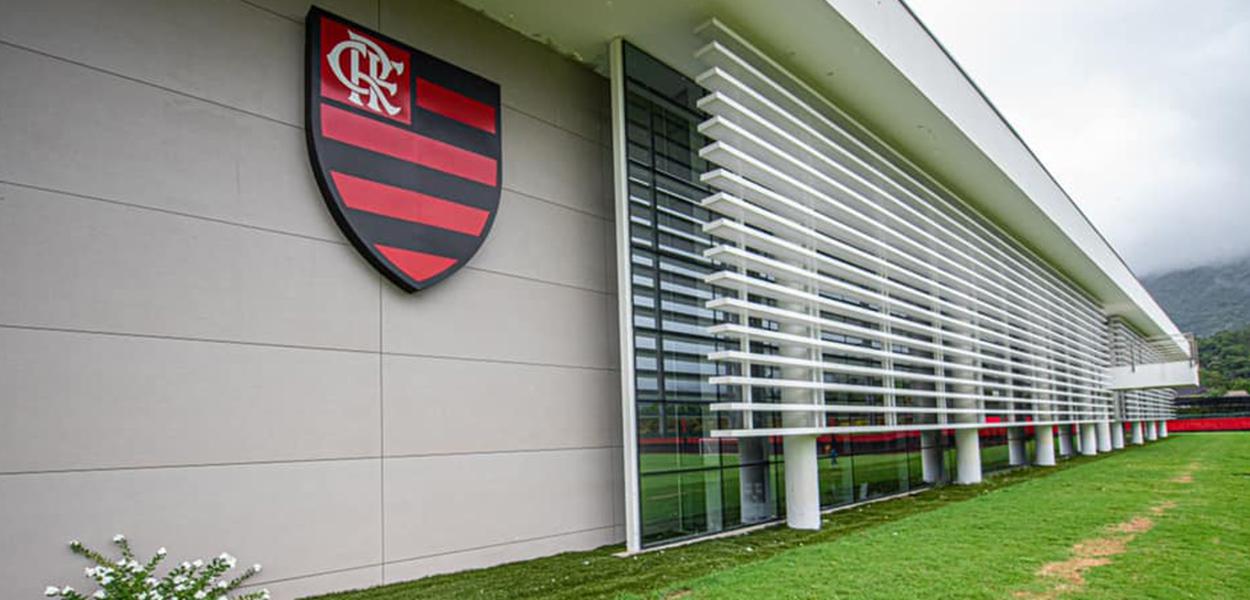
457;0;1187;354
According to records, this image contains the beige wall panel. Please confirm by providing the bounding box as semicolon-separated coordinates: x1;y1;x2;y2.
0;45;341;242
0;0;304;125
0;184;380;351
499;107;611;218
246;0;380;26
381;354;619;457
383;448;620;562
380;269;615;369
470;189;611;292
0;0;623;596
0;327;380;473
0;460;382;600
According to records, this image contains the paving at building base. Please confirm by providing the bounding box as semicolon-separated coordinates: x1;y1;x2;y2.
314;433;1249;600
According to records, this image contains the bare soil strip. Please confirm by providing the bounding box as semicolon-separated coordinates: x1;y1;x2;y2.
1012;500;1178;600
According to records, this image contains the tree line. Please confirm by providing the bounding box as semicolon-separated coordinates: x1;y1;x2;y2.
1197;325;1250;395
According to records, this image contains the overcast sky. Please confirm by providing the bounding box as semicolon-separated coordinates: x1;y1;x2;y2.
906;0;1250;276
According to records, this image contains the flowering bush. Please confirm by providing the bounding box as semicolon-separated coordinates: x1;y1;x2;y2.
44;535;269;600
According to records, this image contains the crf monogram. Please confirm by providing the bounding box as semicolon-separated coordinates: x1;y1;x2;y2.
327;30;406;116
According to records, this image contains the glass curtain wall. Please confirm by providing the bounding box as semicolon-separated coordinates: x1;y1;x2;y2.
622;42;777;546
622;42;937;548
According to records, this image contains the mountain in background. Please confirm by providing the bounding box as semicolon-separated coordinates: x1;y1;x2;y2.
1140;255;1250;338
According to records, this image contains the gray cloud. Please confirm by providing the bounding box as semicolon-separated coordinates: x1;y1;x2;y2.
906;0;1250;275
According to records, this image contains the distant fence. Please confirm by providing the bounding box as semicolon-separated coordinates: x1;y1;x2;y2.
1168;417;1250;432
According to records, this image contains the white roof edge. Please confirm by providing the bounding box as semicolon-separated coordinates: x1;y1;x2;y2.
824;0;1185;349
452;0;1187;353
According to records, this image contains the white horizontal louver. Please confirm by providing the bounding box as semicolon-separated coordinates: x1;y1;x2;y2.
692;21;1135;438
1111;319;1179;421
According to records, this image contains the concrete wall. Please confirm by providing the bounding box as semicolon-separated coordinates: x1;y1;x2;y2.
0;0;621;597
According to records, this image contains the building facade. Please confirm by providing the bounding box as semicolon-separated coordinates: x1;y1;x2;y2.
0;0;1195;597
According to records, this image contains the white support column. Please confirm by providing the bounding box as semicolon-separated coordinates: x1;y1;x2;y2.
949;339;981;485
920;430;944;483
783;435;820;530
1073;424;1083;454
778;293;819;531
1097;421;1113;453
1034;424;1056;467
1058;425;1074;456
955;428;982;484
1007;426;1027;466
1147;421;1159;441
1111;421;1125;450
1080;423;1098;456
1160;421;1169;438
1131;421;1145;445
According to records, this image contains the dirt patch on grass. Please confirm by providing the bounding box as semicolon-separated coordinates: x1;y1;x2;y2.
1012;501;1175;599
1112;516;1155;534
1149;501;1177;516
1171;463;1200;484
663;589;692;599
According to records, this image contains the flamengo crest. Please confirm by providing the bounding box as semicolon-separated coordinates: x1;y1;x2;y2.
305;8;502;292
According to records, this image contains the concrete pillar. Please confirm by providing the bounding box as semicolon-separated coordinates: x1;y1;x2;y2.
1072;424;1083;454
783;435;820;530
920;430;944;483
777;297;819;530
1147;421;1159;441
1131;421;1145;445
1007;426;1027;466
1097;421;1113;453
1034;423;1056;466
1057;425;1074;456
1160;421;1169;438
955;428;982;484
1111;421;1125;450
946;339;981;484
1080;423;1098;456
738;437;772;524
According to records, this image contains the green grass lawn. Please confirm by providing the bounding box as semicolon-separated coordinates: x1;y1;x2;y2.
309;434;1248;600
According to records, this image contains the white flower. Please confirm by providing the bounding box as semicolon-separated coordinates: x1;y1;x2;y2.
252;564;262;574
156;547;167;556
112;534;126;543
44;586;60;597
192;559;204;568
85;567;95;577
194;591;207;600
61;587;75;595
217;581;228;589
93;591;107;599
260;589;271;600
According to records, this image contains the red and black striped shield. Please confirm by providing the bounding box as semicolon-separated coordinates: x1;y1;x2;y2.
305;8;501;292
